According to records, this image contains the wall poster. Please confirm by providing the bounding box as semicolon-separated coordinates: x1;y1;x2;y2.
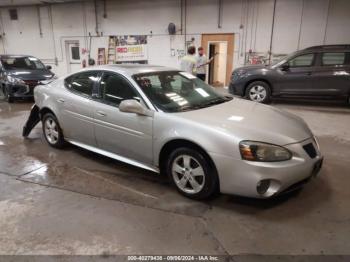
115;35;148;64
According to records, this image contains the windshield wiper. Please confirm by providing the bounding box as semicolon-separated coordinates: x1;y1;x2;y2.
177;97;231;112
198;97;229;108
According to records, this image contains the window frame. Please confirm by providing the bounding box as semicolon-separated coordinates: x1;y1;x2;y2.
95;71;145;108
64;70;101;98
287;53;316;68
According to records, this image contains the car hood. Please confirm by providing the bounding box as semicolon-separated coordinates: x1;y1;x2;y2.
7;69;54;81
234;65;269;71
175;98;313;146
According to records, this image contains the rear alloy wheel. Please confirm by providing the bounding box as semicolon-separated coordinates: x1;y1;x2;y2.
167;147;219;199
42;113;65;148
245;81;271;103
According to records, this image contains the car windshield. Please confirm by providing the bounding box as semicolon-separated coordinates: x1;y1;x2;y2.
1;56;46;70
133;71;232;113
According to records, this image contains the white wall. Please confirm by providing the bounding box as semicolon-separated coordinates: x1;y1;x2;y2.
298;0;329;49
0;5;55;61
0;0;349;76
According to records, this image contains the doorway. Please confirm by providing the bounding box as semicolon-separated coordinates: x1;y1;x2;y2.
201;34;234;87
208;41;228;87
65;40;81;73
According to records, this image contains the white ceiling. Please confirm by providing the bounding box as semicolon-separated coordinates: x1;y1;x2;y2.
0;0;86;7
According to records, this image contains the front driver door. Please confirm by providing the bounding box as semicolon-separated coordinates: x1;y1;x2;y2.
93;71;153;165
278;53;316;95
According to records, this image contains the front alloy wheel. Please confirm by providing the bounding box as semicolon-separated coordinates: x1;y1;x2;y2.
246;81;271;103
172;155;205;194
167;147;219;199
249;85;267;102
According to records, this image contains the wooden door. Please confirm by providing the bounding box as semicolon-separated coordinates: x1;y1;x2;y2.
201;34;234;86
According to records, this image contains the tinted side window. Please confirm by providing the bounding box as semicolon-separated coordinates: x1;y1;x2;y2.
288;54;315;67
322;52;345;66
100;72;138;106
65;71;99;97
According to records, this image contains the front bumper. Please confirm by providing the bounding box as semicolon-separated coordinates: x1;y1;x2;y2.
7;80;39;98
228;81;245;97
210;137;323;198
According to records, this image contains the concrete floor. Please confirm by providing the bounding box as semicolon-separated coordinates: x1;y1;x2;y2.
0;95;350;258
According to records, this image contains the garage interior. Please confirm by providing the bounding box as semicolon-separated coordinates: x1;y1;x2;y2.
0;0;350;260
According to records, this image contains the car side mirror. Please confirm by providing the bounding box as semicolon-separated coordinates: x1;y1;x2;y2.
119;99;153;117
46;65;52;70
280;63;290;71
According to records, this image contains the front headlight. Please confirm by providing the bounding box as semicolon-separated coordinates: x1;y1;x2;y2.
231;69;247;81
7;75;25;85
236;69;246;76
239;141;292;162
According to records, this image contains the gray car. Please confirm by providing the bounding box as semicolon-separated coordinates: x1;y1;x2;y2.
229;45;350;104
0;55;54;103
32;64;323;199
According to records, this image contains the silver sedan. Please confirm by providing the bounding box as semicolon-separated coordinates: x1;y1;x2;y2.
31;64;323;199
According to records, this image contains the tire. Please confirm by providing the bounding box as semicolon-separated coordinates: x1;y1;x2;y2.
2;86;14;103
245;81;271;104
42;113;65;148
166;147;219;200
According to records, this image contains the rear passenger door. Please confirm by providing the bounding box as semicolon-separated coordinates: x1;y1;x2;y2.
311;52;350;96
92;71;153;165
60;71;100;145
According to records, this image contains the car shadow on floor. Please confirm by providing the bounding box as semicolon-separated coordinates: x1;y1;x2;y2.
1;99;333;220
14;133;332;220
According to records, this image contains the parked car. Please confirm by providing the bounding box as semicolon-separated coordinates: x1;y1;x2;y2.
229;45;350;104
0;55;55;103
24;65;323;199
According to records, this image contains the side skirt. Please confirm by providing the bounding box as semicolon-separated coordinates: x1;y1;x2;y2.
68;140;160;173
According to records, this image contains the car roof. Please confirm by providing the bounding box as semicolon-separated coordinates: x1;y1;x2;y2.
81;64;180;76
0;54;34;58
302;45;350;52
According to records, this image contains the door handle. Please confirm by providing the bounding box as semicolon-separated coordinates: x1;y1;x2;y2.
96;110;106;117
57;98;65;103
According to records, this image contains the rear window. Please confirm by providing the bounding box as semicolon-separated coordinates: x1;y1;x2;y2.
321;52;346;66
65;71;99;97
